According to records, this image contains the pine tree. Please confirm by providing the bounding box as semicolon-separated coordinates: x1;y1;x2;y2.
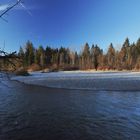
82;43;90;69
106;43;115;69
18;46;25;66
25;41;35;66
38;46;45;68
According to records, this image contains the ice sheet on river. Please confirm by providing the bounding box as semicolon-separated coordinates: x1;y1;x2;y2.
11;71;140;91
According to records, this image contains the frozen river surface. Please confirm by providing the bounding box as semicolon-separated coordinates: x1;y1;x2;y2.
12;71;140;91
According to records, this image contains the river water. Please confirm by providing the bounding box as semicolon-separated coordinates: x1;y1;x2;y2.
1;74;140;140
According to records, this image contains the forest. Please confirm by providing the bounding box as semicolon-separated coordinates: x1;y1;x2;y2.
2;37;140;72
15;37;140;71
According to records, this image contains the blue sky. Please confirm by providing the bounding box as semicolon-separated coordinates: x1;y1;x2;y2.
0;0;140;52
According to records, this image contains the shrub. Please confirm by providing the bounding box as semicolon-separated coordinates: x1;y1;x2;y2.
15;67;30;76
28;64;41;72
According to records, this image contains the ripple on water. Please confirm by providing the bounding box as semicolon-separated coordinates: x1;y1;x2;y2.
1;78;140;139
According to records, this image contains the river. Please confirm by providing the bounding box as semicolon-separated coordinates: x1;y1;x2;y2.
0;73;140;140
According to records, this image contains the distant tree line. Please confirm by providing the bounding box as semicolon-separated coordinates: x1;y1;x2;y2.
18;38;140;71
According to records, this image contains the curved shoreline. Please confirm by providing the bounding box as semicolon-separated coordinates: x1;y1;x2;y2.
11;71;140;91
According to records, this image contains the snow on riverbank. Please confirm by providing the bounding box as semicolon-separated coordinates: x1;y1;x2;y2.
11;71;140;91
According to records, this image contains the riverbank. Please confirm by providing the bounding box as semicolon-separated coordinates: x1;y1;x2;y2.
11;71;140;91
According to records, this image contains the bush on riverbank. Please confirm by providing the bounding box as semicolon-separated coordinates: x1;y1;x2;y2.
15;67;30;76
28;64;41;72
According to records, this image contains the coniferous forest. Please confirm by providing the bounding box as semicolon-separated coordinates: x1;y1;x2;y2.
16;37;140;71
2;37;140;72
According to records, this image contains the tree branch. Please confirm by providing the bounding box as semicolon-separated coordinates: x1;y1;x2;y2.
0;0;22;20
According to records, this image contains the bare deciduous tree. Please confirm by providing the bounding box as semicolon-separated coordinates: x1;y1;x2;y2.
0;0;22;22
0;0;23;71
